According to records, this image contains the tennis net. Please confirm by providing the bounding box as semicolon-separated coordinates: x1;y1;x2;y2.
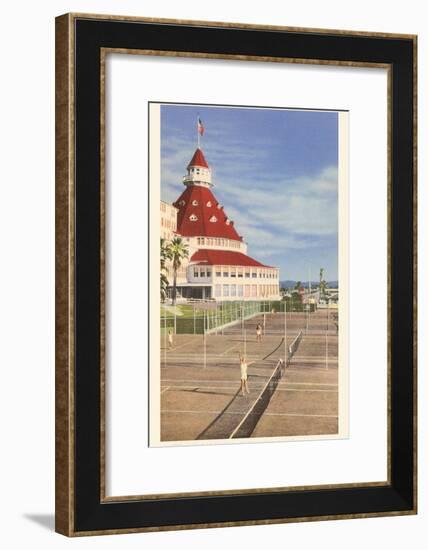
229;330;303;439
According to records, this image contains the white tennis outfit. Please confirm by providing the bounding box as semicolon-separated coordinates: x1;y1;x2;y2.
240;360;248;381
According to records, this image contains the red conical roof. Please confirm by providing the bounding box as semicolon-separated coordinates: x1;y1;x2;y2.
174;186;242;241
187;148;209;169
191;249;270;267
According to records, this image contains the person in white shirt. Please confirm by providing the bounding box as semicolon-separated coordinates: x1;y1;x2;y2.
239;353;250;396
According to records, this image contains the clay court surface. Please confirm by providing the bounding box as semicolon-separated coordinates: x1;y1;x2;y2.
160;309;339;442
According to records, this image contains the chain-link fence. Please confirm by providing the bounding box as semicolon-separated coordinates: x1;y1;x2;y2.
161;300;287;335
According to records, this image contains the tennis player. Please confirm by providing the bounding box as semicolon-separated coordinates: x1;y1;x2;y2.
168;328;174;349
256;323;262;343
239;352;250;396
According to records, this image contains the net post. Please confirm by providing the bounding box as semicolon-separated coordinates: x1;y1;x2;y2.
163;308;167;367
284;300;287;365
326;300;329;369
204;309;207;369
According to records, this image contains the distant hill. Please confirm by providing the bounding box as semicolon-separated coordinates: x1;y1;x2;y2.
280;280;338;289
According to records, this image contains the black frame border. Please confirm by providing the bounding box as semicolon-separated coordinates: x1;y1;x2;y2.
60;14;416;535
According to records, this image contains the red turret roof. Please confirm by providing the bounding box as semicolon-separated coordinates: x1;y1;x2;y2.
187;148;209;169
174;185;242;240
191;249;270;268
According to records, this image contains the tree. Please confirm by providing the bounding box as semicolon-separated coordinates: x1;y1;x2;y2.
319;267;327;299
160;238;172;302
169;237;189;305
294;281;302;290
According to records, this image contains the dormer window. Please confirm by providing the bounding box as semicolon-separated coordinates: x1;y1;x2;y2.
179;200;186;206
189;214;198;221
225;219;230;225
206;201;212;207
210;216;217;223
192;200;199;206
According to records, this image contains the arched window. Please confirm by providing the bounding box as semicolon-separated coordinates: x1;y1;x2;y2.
206;201;212;207
189;214;198;221
225;219;230;225
192;199;198;206
209;216;217;223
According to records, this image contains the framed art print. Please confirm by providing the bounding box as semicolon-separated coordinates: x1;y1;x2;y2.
55;14;417;536
149;102;349;448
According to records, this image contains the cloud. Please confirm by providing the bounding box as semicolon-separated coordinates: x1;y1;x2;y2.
160;110;339;275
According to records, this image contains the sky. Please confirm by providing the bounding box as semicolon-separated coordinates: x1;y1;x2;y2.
159;103;339;282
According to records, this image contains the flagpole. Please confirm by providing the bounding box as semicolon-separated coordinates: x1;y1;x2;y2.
197;114;200;149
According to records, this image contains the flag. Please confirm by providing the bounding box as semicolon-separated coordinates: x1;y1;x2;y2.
197;117;205;136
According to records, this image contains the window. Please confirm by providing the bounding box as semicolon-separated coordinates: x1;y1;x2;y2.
206;201;212;207
230;269;236;278
238;285;243;297
189;214;198;221
207;270;212;278
210;216;217;223
244;285;250;297
192;199;198;206
231;285;236;297
216;271;221;277
223;270;229;277
200;271;206;277
215;284;222;297
237;268;243;278
245;272;250;278
252;272;257;278
252;285;257;297
194;269;199;277
200;238;205;245
225;219;230;225
223;284;229;297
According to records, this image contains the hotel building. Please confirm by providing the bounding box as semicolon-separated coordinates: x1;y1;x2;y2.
163;147;280;301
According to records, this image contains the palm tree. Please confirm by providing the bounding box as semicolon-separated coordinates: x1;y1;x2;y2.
169;237;189;305
160;238;172;302
319;268;324;288
319;267;326;299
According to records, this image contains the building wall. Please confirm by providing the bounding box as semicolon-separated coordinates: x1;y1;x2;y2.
188;264;280;300
190;235;248;254
160;200;178;241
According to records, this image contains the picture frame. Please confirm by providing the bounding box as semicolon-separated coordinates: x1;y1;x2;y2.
55;13;417;536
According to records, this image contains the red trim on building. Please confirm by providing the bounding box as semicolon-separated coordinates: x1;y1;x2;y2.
191;249;272;268
187;148;209;168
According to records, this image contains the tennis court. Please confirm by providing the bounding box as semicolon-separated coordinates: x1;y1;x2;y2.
160;307;338;442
